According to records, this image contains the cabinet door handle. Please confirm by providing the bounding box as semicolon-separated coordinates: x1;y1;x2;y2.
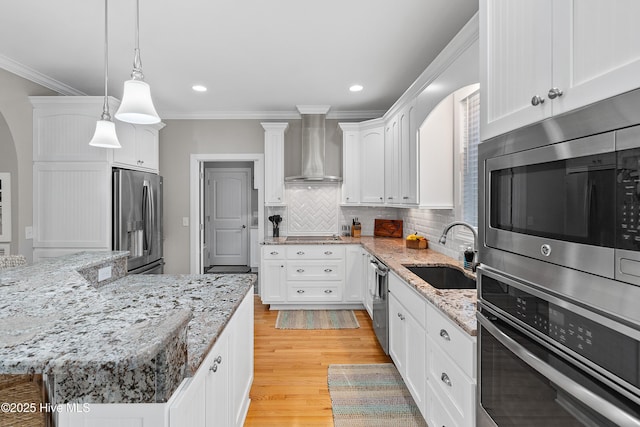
270;251;279;255
397;312;405;321
297;251;305;255
441;372;452;387
548;87;563;99
388;196;393;200
210;363;218;372
403;196;409;200
379;197;383;200
297;289;305;294
324;268;333;273
439;329;451;341
324;251;333;255
215;355;222;364
324;289;333;294
297;269;305;273
531;95;545;106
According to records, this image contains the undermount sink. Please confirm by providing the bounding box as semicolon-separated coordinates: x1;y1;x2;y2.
404;265;476;290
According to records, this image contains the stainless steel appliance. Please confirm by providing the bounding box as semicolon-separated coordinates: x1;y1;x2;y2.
113;168;164;274
370;256;389;354
477;266;640;427
477;90;640;426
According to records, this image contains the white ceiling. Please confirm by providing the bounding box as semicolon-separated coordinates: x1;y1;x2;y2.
0;0;478;119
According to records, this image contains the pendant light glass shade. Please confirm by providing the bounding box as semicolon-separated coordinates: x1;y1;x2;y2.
115;0;160;124
89;119;121;148
115;79;160;124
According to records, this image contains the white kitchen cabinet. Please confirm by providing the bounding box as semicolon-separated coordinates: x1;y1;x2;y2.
398;101;418;205
29;96;165;261
362;249;374;318
481;0;640;140
384;115;400;205
344;245;364;302
339;123;361;204
418;93;454;209
249;227;259;268
388;272;427;419
260;247;287;302
359;125;385;204
170;290;253;427
262;123;288;205
426;303;476;427
112;121;163;173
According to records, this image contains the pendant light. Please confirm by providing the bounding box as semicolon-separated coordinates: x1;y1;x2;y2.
115;0;160;124
89;0;121;148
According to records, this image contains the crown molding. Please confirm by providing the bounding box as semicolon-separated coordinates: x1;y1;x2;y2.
0;54;86;96
161;109;385;121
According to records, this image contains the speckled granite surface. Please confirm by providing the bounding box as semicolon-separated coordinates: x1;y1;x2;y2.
263;236;477;336
0;251;255;404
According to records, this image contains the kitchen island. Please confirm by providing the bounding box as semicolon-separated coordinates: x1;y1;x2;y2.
0;251;255;425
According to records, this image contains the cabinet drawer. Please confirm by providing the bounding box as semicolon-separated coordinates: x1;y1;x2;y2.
288;283;343;301
286;261;343;281
427;336;475;427
285;245;345;259
262;246;285;259
426;382;460;427
426;304;476;377
389;272;426;329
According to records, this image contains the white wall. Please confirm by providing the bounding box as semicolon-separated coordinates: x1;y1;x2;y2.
0;69;56;261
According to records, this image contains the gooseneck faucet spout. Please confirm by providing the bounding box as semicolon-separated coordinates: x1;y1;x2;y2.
439;221;479;272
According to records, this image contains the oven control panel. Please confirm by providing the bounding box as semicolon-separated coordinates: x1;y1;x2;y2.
482;274;640;389
618;148;640;250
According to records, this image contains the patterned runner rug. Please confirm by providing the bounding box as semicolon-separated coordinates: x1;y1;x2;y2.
275;310;360;329
328;364;427;427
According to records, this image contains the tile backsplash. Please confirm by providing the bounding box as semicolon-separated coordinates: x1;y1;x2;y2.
265;187;475;263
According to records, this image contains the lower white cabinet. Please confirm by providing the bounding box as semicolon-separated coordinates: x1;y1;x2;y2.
261;245;366;307
388;272;476;427
170;290;253;427
388;272;427;419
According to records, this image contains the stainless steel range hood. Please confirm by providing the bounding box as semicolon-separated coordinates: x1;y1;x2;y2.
285;105;342;182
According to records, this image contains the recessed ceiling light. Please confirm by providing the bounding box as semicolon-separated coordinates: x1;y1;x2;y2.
349;84;364;92
192;85;207;92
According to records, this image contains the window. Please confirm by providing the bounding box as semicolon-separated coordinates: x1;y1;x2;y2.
454;84;480;228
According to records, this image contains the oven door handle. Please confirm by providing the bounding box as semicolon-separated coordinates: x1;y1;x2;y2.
478;314;640;427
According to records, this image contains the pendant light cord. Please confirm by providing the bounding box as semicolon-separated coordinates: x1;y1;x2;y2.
100;0;111;120
131;0;144;81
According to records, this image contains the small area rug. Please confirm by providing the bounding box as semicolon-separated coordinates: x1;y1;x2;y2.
206;265;251;274
328;364;427;427
275;310;360;329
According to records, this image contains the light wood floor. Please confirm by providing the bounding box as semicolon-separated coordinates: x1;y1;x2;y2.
244;296;391;426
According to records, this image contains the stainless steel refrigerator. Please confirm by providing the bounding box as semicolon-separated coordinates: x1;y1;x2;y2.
113;168;164;274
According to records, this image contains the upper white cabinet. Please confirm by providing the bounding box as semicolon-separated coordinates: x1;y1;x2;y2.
339;123;361;204
384;115;400;205
359;123;385;204
398;102;418;205
30;96;164;261
262;122;288;205
113;121;163;173
481;0;640;140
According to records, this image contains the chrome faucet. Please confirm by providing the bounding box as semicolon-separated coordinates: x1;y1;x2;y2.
439;221;479;272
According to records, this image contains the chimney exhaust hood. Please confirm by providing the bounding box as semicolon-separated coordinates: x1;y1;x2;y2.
285;105;342;183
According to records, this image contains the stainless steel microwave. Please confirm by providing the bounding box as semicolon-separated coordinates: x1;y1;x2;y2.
479;88;640;288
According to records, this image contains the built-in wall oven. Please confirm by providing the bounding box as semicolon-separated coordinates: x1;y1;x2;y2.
478;89;640;426
477;266;640;427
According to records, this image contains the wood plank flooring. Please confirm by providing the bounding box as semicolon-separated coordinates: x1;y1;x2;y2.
244;296;391;426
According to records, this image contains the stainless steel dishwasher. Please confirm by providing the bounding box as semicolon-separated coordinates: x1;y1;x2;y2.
370;257;389;354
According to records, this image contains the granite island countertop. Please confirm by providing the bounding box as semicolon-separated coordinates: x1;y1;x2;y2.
263;236;477;336
0;252;255;404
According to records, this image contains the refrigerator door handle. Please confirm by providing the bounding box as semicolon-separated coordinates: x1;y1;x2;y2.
142;180;152;254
